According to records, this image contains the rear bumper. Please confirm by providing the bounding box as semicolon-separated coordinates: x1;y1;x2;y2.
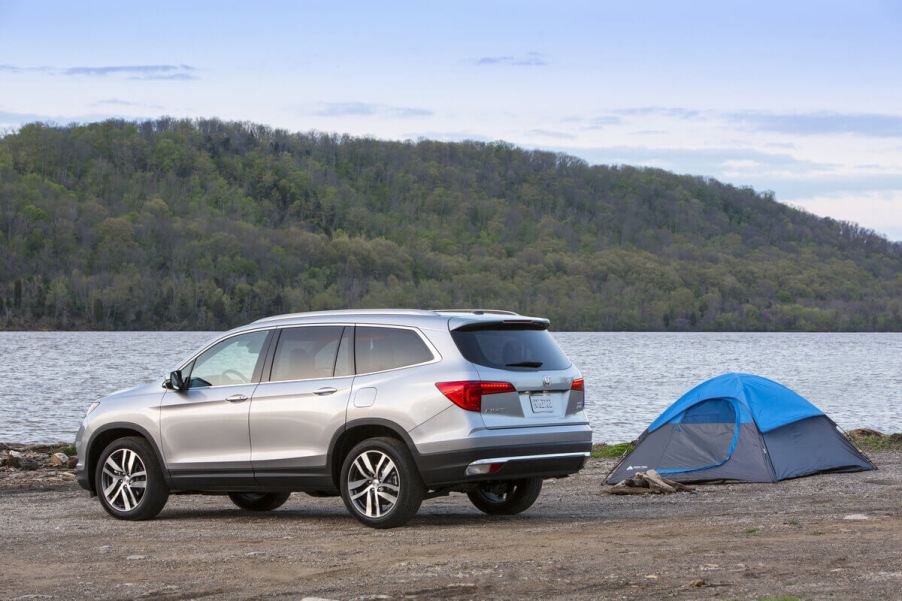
415;440;592;486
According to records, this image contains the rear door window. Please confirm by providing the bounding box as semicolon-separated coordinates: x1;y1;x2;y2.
355;326;434;374
270;326;344;381
451;326;571;371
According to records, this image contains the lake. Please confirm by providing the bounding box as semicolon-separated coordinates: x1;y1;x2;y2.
1;331;900;443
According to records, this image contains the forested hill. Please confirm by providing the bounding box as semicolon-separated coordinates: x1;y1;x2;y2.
1;118;900;331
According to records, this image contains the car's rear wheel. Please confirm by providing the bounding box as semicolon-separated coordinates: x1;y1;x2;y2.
467;478;543;515
339;437;424;529
95;436;169;520
228;492;291;511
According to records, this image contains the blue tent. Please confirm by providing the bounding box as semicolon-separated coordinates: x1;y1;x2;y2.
607;373;875;483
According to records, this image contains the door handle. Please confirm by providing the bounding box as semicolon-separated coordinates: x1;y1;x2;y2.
314;387;338;396
226;393;248;402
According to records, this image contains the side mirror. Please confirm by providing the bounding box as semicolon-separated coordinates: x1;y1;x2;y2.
167;370;187;392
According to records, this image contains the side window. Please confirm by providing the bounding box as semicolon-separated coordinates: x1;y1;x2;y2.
270;326;344;381
188;330;269;388
355;326;434;374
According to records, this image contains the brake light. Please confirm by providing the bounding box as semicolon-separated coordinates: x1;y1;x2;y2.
571;378;585;391
435;381;516;411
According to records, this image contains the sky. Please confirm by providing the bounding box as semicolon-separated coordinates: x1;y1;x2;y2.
2;1;902;240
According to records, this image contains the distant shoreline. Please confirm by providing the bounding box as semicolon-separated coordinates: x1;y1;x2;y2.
4;329;902;334
4;429;901;456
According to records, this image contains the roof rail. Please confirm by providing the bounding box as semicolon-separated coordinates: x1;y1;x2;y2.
252;309;436;324
433;308;520;316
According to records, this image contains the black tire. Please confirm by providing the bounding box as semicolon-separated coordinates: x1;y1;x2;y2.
95;436;169;520
339;436;424;529
228;492;291;511
467;478;543;515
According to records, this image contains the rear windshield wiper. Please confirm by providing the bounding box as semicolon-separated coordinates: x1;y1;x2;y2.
505;361;543;368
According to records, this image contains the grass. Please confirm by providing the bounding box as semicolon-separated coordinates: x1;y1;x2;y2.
784;519;801;527
743;527;760;536
759;596;806;601
53;444;77;456
591;442;635;459
851;433;902;452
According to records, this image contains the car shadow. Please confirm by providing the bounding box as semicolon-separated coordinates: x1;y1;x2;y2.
153;506;564;527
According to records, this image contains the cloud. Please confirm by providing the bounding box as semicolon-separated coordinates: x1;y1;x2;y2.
64;64;198;80
91;98;164;109
566;107;902;138
613;107;702;119
313;102;432;118
0;63;198;80
580;116;623;131
726;110;902;137
0;64;52;73
526;129;576;140
473;52;546;67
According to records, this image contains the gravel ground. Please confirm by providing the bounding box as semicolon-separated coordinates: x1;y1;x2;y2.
1;452;901;601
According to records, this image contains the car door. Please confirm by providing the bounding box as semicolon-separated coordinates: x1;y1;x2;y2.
249;325;354;487
160;329;272;488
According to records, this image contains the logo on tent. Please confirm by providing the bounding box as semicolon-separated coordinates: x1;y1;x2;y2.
626;465;647;471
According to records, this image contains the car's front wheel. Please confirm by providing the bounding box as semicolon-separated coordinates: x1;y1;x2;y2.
467;478;543;515
228;492;291;511
95;436;169;520
339;437;424;529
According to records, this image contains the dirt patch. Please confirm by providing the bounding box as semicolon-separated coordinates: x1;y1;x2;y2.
1;452;901;601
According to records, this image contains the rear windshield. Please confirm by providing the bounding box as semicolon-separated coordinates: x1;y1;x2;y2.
451;326;571;371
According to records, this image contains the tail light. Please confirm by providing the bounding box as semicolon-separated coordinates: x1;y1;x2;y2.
571;378;585;411
435;381;515;411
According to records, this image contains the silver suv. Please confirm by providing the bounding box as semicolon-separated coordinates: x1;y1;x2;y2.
75;309;592;528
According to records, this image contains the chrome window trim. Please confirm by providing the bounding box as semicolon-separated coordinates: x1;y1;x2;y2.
177;325;279;372
176;322;442;386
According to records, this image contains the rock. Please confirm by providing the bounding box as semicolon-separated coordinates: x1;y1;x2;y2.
49;452;69;466
126;555;146;560
7;451;40;470
843;514;869;521
847;428;885;439
67;455;78;468
688;578;706;588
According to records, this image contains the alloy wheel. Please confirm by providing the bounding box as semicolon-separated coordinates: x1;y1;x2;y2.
101;448;147;511
346;450;400;518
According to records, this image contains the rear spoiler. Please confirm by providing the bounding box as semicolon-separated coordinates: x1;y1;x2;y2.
449;317;551;331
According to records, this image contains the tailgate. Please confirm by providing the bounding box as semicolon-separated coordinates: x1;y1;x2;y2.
449;319;587;429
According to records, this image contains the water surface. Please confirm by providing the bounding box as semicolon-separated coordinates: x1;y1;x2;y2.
1;331;899;443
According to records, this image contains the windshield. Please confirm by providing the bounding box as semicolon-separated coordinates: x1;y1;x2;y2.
451;326;571;371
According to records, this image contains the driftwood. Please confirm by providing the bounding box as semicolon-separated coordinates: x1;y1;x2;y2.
604;470;695;495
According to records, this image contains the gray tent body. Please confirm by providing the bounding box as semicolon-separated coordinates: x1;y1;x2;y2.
607;374;875;484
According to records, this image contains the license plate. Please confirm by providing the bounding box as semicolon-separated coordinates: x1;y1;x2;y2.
530;394;554;413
